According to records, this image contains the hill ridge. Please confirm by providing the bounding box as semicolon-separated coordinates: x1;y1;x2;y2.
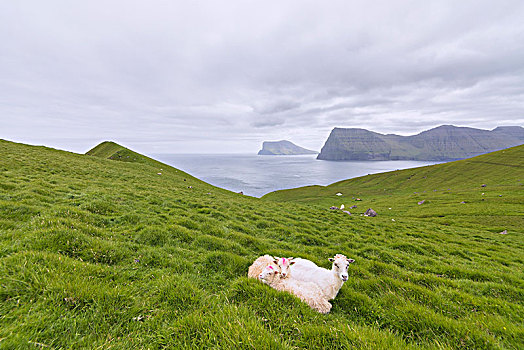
86;140;175;169
317;125;524;161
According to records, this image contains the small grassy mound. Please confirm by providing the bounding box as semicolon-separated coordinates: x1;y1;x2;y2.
0;139;522;349
86;140;172;169
85;141;125;158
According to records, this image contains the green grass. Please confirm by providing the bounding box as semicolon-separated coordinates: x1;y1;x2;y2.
0;139;523;349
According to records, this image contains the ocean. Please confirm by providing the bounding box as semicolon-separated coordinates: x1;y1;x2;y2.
152;154;440;198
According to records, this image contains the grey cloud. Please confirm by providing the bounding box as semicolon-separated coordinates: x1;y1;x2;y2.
252;99;301;115
251;117;286;128
1;0;523;154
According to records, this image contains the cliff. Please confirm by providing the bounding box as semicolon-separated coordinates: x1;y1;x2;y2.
317;125;524;161
258;140;317;155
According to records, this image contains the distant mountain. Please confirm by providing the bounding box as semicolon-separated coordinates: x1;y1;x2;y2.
258;140;317;155
317;125;524;161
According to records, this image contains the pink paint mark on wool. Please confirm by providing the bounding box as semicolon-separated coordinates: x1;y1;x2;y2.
282;258;287;265
268;265;273;269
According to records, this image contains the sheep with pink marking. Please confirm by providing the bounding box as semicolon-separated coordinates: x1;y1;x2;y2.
247;255;295;279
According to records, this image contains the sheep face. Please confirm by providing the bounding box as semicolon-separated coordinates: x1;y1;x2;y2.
328;254;355;282
273;257;295;278
259;265;279;284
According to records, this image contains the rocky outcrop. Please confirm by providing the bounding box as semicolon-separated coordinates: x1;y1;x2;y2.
258;140;317;155
317;125;524;161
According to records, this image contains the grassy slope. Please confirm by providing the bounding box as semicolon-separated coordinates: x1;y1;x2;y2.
1;139;523;349
264;145;524;234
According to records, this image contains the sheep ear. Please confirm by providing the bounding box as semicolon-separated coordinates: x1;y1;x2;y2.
328;258;335;262
289;261;296;265
273;260;279;265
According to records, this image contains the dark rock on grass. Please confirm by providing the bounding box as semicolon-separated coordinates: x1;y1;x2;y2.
481;184;487;187
364;208;377;217
329;206;339;210
350;205;357;209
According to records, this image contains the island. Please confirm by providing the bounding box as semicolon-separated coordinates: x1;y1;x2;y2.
258;140;318;155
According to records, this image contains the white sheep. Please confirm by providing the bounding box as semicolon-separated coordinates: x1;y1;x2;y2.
259;265;332;314
247;255;295;279
289;254;355;300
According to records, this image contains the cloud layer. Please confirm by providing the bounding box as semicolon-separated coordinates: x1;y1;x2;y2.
1;0;523;153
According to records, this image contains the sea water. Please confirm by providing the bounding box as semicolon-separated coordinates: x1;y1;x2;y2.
152;154;440;198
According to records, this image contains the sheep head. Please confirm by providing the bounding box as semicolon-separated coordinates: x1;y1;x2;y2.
272;257;296;278
259;265;279;285
328;254;355;282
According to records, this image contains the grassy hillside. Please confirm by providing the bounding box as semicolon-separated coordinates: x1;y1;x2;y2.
265;145;524;234
1;139;523;349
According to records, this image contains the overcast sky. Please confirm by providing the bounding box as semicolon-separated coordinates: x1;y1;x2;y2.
1;1;524;154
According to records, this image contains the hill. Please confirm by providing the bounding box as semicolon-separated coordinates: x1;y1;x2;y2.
265;144;524;233
86;141;168;168
1;139;523;349
258;140;317;155
317;125;524;161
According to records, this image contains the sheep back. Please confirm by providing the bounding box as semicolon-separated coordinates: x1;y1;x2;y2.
290;258;342;300
272;278;332;314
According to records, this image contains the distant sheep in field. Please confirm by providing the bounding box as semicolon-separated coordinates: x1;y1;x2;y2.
290;254;355;300
247;255;295;279
259;265;332;314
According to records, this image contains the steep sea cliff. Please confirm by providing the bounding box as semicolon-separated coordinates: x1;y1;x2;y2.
317;125;524;161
